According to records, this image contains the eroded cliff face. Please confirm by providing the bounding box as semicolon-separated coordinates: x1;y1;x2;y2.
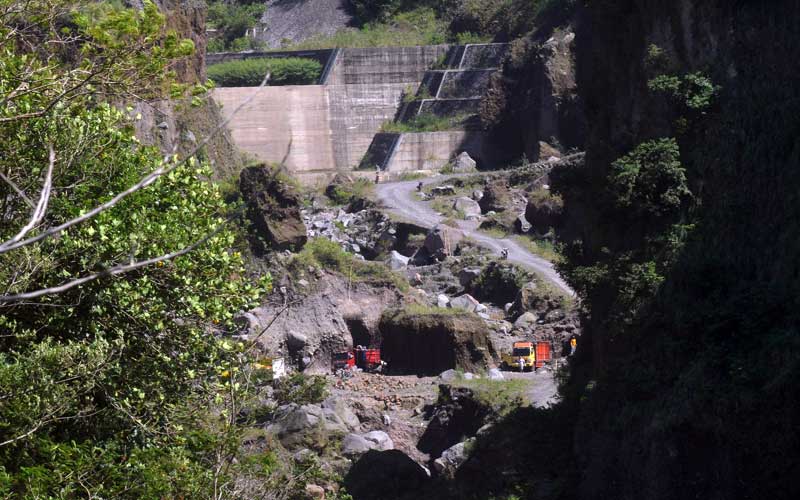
562;2;800;499
481;12;585;161
130;0;243;179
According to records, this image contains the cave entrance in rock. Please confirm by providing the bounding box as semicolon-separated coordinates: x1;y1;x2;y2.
345;317;372;348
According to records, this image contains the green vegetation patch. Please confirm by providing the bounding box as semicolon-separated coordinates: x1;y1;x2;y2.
450;378;530;415
291;238;410;292
206;0;265;53
207;57;322;87
380;112;473;133
325;178;375;206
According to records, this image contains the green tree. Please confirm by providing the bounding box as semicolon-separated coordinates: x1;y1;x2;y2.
0;0;269;496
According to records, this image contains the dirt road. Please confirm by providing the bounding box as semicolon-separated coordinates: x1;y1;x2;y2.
375;176;574;295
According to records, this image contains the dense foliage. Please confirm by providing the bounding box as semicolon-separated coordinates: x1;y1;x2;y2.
207;57;323;86
206;0;265;52
0;1;273;496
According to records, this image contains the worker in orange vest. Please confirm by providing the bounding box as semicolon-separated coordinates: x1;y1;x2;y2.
569;337;577;356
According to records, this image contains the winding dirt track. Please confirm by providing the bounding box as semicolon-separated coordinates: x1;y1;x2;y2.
376;176;574;296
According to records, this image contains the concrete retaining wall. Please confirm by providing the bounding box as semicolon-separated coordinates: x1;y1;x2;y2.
384;131;502;172
213;86;336;185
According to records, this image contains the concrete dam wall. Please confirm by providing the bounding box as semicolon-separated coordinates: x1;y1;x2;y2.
213;45;449;184
213;44;509;184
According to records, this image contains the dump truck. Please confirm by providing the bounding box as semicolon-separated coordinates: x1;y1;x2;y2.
502;341;536;371
332;347;383;372
354;346;382;371
332;351;355;371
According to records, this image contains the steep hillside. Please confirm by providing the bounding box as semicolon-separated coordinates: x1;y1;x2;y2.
132;0;244;179
548;2;800;499
257;0;354;48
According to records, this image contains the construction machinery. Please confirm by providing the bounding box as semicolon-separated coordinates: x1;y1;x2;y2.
332;347;383;372
332;351;355;371
501;341;553;371
502;341;536;371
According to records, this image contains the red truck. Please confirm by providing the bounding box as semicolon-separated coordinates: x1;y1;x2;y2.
332;347;383;372
332;351;355;371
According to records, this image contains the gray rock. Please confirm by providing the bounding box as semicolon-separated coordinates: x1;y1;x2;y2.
476;423;494;436
458;268;482;287
474;303;488;314
515;214;532;233
514;312;538;328
504;303;513;313
297;279;310;288
453;197;482;219
544;309;566;322
421;224;464;261
471;189;484;201
453;152;477;173
487;368;504;381
233;311;259;334
387;250;410;270
449;294;480;313
431;185;456;196
156;121;168;130
462;372;475;380
287;331;308;350
362;430;394;451
439;369;458;382
478;312;491;320
514;312;538;329
437;294;450;308
322;397;360;430
433;439;473;476
342;433;372;457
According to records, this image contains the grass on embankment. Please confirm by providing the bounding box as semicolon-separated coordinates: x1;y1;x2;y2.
290;238;409;292
449;376;531;415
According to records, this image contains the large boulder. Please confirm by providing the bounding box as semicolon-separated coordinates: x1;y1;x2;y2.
386;250;410;270
468;261;527;305
379;308;497;375
478;179;511;213
524;189;563;235
453;197;482;219
508;280;562;319
452;152;477;173
267;397;359;447
418;385;490;458
344;450;430;500
413;224;464;264
433;439;474;477
240;165;307;251
458;268;482;287
449;294;480;313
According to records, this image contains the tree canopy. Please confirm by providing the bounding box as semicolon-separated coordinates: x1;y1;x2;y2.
0;1;269;496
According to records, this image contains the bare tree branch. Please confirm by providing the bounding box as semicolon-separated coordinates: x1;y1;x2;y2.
0;219;230;303
0;170;34;207
0;144;54;249
0;72;270;256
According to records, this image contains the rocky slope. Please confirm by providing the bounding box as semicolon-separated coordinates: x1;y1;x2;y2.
256;0;354;49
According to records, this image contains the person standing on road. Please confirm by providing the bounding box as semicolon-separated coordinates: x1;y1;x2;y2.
518;357;525;372
570;337;577;356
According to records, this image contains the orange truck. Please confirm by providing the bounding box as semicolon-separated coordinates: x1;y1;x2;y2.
501;341;552;371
